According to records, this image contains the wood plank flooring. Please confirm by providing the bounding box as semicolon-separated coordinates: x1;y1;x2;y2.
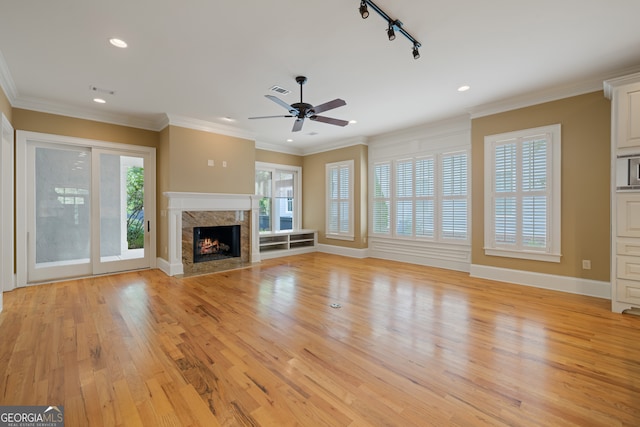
1;253;640;426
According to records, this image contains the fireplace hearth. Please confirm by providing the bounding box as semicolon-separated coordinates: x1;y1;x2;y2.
193;225;241;263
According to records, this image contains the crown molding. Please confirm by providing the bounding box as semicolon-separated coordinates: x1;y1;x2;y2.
369;115;471;147
299;136;369;156
469;64;640;119
12;96;163;131
0;50;18;103
254;140;305;156
603;71;640;99
164;114;256;141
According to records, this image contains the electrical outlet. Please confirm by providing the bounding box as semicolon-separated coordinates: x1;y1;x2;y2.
582;260;591;270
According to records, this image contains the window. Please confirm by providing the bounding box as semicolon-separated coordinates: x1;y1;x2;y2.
484;124;561;262
371;150;469;242
255;162;301;232
326;160;354;240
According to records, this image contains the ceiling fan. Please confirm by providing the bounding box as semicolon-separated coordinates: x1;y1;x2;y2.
249;76;349;132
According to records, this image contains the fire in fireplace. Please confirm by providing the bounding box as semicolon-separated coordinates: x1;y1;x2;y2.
193;225;241;263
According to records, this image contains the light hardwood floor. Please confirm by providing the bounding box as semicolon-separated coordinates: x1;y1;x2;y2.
1;253;639;426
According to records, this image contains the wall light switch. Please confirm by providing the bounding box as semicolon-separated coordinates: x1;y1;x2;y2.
208;159;214;167
222;161;227;167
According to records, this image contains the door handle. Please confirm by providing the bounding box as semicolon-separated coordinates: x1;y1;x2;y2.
147;220;150;232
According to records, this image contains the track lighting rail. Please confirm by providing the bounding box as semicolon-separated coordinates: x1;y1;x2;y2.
359;0;422;59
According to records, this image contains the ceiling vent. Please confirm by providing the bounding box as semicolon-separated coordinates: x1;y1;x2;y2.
269;85;291;95
90;85;116;96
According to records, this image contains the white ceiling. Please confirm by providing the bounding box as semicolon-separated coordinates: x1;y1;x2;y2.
1;0;640;153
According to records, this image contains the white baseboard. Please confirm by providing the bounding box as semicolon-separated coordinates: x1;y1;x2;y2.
156;257;183;276
470;264;611;299
317;244;368;259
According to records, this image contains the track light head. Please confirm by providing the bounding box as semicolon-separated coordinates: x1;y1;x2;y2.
412;45;420;60
387;25;396;41
359;1;369;19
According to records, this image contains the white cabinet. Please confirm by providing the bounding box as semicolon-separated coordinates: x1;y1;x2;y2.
605;73;640;312
617;88;640;149
259;229;317;259
616;279;640;306
616;193;640;237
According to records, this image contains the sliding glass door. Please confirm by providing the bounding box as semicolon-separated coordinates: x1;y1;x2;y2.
93;150;150;275
18;132;156;285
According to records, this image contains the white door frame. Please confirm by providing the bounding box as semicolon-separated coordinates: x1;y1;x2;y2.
1;114;14;297
16;130;156;286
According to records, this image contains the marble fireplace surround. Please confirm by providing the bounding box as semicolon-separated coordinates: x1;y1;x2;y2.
161;192;261;276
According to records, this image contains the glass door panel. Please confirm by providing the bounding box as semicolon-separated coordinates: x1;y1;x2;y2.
28;144;92;282
94;151;149;274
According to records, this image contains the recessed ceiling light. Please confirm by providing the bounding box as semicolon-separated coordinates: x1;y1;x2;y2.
109;38;128;48
221;117;235;122
349;120;358;124
286;139;293;143
93;98;106;104
458;85;471;92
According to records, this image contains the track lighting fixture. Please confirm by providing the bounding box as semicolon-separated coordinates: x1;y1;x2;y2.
359;1;369;19
387;24;396;41
357;0;422;59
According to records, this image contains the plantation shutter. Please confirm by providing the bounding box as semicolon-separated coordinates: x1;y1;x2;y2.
339;165;350;233
441;152;468;240
395;160;413;236
521;137;548;250
373;162;391;234
494;143;517;245
327;166;339;234
326;161;354;239
415;157;434;238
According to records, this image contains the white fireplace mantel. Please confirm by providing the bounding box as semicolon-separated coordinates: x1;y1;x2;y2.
160;192;261;276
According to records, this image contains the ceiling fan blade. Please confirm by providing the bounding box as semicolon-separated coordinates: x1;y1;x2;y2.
312;98;346;114
310;115;349;127
248;115;294;119
265;95;298;114
292;118;304;132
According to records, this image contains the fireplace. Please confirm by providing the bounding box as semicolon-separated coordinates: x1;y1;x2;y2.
193;225;241;263
161;192;261;277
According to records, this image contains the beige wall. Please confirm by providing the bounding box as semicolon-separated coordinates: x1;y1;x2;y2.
255;149;303;167
302;144;368;249
0;85;11;123
165;125;255;194
471;91;611;281
157;127;170;260
12;109;158;147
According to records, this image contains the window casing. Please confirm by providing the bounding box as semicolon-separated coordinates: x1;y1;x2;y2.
371;150;469;243
484;124;561;262
326;160;354;240
255;162;301;233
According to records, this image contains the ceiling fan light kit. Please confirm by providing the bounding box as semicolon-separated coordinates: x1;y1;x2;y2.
249;76;349;133
358;0;421;59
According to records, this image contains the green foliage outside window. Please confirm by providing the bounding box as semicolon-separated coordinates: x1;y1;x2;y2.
127;166;144;249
